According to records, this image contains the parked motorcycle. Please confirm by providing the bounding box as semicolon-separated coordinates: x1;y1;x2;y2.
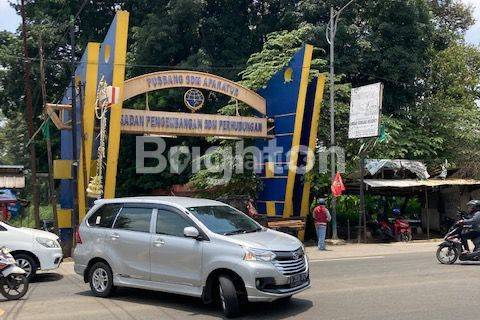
0;247;29;300
369;217;412;242
436;218;480;264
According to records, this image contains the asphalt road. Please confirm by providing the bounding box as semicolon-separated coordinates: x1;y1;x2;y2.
1;251;480;320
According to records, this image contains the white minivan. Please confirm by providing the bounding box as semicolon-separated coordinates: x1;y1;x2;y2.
0;221;63;280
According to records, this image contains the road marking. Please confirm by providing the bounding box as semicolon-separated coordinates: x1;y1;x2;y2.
0;308;4;317
309;255;385;262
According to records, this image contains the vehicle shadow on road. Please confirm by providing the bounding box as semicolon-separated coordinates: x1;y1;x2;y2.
76;287;312;319
33;272;63;283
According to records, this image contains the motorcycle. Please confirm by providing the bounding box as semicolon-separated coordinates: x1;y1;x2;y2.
369;217;412;242
0;247;29;300
436;218;480;264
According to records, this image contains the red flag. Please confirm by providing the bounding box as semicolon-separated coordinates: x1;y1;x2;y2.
331;172;346;197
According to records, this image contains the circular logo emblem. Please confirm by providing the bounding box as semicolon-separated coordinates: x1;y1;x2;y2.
184;88;205;112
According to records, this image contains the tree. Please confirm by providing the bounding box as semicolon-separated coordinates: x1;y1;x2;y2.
189;24;329;197
1;0;479;204
416;44;480;171
0;112;29;166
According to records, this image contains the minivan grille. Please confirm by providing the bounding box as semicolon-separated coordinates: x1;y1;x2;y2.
272;248;307;276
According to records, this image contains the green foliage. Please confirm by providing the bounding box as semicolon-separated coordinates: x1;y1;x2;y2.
1;0;479;204
0;112;29;166
238;24;323;91
9;205;54;228
189;24;328;194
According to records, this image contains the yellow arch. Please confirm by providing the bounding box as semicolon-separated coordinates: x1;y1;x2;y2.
123;70;266;115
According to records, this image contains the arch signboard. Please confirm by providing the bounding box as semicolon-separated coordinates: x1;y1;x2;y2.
53;9;327;243
123;70;266;115
120;109;268;138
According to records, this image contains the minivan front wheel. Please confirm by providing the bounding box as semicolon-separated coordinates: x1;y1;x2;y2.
89;262;115;297
218;275;240;318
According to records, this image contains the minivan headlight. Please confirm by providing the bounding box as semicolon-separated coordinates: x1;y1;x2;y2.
243;247;276;262
36;237;59;248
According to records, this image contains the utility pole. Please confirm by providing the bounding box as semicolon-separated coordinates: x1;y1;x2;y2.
39;35;59;234
326;0;356;240
70;21;79;237
328;6;338;240
20;0;40;229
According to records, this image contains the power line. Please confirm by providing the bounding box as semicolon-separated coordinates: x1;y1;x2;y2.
1;54;415;85
0;53;247;70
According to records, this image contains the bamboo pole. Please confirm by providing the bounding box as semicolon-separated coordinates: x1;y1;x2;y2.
39;36;59;233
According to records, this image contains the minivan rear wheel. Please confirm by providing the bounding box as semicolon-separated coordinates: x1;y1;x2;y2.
218;275;240;318
89;262;115;297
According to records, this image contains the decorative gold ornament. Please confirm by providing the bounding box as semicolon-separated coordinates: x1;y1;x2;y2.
86;77;110;199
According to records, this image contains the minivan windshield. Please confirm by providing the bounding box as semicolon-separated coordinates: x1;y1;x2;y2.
187;205;262;235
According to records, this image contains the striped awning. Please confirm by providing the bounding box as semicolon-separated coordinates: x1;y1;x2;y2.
0;175;25;188
364;178;480;189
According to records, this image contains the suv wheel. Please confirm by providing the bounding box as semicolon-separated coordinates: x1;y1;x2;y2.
218;275;240;318
13;253;36;282
89;262;115;297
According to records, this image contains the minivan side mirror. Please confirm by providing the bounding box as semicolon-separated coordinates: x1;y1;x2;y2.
184;226;200;239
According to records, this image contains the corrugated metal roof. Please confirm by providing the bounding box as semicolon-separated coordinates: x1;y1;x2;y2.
0;165;24;169
364;179;480;188
0;175;25;188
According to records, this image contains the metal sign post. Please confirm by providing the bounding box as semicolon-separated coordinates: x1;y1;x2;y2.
349;83;384;243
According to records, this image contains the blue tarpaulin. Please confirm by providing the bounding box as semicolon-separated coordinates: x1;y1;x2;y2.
0;189;20;218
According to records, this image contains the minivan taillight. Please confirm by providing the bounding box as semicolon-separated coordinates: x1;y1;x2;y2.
75;228;82;244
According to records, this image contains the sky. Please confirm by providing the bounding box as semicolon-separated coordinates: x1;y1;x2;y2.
0;0;480;44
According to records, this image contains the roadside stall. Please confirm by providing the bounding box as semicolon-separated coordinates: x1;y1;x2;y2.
345;160;480;239
0;166;26;220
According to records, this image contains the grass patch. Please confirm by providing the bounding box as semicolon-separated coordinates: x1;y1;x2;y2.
9;205;55;228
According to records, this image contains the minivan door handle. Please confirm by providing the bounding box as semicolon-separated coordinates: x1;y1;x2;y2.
110;233;120;241
153;238;165;247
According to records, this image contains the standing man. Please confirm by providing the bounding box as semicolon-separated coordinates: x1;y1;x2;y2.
313;198;331;250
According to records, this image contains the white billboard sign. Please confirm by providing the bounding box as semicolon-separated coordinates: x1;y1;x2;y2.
348;82;384;139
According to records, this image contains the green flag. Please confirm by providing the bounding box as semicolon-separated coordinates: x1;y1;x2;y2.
41;119;51;140
378;124;388;143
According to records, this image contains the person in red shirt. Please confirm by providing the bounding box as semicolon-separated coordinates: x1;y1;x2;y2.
313;198;331;250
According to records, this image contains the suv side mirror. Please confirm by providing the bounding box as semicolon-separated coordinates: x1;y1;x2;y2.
184;226;200;239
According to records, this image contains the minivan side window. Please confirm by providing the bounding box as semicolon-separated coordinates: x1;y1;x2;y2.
113;207;152;233
156;209;193;237
87;204;122;228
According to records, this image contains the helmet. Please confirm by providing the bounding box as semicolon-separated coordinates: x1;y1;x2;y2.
393;208;401;216
317;198;326;205
467;200;480;212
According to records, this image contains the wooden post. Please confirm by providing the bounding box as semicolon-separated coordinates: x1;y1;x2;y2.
425;188;430;240
358;157;366;243
347;219;351;242
20;0;40;229
39;36;59;233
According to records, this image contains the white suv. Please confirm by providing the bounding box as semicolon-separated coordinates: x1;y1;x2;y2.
0;221;63;280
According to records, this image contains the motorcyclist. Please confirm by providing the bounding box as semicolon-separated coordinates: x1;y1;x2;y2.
393;208;402;218
459;200;480;252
